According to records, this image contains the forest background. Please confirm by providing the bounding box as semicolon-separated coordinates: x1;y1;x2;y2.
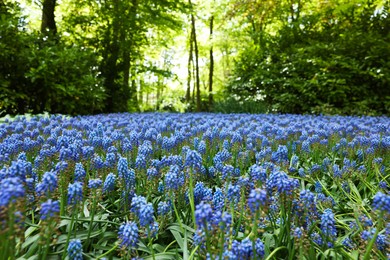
1;0;389;116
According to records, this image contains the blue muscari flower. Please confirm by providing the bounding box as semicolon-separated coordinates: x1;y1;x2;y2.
322;157;331;170
9;159;31;181
239;238;253;258
227;183;240;203
193;229;205;246
291;154;299;167
293;227;303;238
375;234;388;251
301;140;310;153
35;171;57;195
300;189;316;211
74;163;86;182
222;139;230;150
222;250;237;260
314;181;322;193
139;141;153;158
231;132;243;144
185;149;203;171
198;140;206;155
233;167;241;178
366;146;375;154
214;149;231;165
311;232;323;246
26;178;34;192
361;228;376;241
40;199;60;220
321;209;337;239
139;202;154;227
91;154;104;170
147;167;159;180
121;138;132;153
221;164;234;179
131;194;147;215
212;187;225;211
0;177;25;207
373;157;383;165
296;168;304;178
342;237;355;249
379;181;388;190
332;164;342;178
107;145;118;153
357;165;367;174
55;161;68;173
88;178;102;189
150;159;161;170
255;238;265;258
103;173;116;193
271;145;288;163
247;188;267;213
356;149;364;162
67;239;83;260
102;136;112;150
195;201;213;229
193;137;200;150
165;165;180;191
266;171;299;196
59;147;72;161
147;221;159;238
208;166;216;178
67;182;83;205
104;152;116;168
372;192;390;214
358;215;373;227
349;221;358;231
118;221;138;249
219;211;232;230
194;182;207;204
117;156;129;178
157;201;171;216
135;154;147;170
310;164;321;174
158;182;164;193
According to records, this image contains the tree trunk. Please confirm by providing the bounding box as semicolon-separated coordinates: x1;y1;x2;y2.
186;29;193;103
189;0;201;112
128;0;139;111
191;14;201;112
41;0;57;34
208;15;214;111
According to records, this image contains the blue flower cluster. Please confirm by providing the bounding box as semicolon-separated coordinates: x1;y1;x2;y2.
0;112;389;259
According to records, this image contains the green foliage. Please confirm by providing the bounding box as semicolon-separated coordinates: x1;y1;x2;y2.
0;2;105;116
25;38;106;115
212;97;269;114
228;1;390;115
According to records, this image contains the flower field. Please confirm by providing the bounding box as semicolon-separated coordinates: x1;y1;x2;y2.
0;113;389;259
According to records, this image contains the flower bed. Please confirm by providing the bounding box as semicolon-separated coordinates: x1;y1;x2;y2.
0;113;389;259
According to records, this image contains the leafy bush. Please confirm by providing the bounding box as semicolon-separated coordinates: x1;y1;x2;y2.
228;2;390;115
0;2;105;116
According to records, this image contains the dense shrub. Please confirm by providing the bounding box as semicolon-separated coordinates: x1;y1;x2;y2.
228;2;390;115
0;2;105;116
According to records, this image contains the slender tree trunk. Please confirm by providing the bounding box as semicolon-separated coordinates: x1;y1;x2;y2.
208;15;214;111
156;78;161;110
100;0;121;112
189;0;201;112
192;54;196;105
41;0;57;34
128;0;139;111
186;29;193;103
